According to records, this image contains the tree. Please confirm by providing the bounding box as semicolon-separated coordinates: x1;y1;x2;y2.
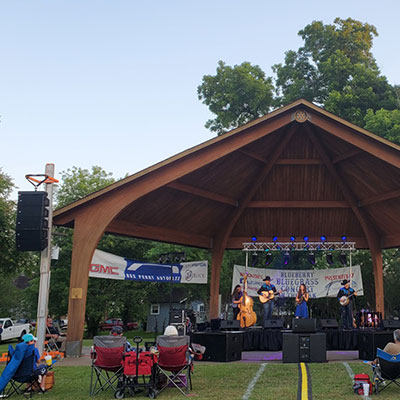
197;61;274;135
364;108;400;145
273;18;397;126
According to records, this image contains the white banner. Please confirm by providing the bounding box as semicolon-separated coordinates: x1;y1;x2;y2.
89;249;208;284
232;265;364;298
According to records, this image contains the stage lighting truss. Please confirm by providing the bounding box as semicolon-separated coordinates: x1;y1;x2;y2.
242;241;355;252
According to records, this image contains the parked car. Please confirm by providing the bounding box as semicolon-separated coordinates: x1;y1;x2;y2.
99;318;138;331
0;318;31;342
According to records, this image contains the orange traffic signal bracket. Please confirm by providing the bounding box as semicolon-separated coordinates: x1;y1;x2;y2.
25;174;59;190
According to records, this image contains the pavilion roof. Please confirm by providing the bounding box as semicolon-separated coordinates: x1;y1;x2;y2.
53;99;400;250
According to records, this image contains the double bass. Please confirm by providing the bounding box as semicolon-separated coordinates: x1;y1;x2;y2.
236;274;257;328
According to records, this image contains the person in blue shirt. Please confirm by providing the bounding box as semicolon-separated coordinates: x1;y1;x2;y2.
295;284;309;318
110;326;132;351
337;279;358;329
257;276;280;322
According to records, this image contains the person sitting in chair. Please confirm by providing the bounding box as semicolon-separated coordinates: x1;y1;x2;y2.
22;334;47;392
46;317;66;352
368;329;400;365
110;325;132;351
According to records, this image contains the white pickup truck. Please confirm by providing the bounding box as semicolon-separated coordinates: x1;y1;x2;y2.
0;318;31;342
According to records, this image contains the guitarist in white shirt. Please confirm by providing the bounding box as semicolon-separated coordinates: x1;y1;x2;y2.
337;279;357;329
257;276;279;322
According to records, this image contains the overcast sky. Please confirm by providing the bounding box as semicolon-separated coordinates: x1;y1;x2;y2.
2;1;400;199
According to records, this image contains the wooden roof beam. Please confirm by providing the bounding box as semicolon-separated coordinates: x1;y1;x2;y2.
247;201;350;208
214;126;297;251
359;189;400;207
167;181;238;207
240;149;322;165
332;148;361;164
305;124;380;251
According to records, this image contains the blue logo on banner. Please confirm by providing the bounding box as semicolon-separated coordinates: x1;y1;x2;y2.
124;259;182;282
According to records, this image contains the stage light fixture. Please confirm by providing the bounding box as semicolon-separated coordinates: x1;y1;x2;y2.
272;236;278;242
341;235;347;242
303;236;309;242
326;253;334;266
339;252;347;266
283;251;290;265
251;252;258;267
290;236;296;242
265;252;273;265
321;235;327;242
251;236;257;242
308;252;316;265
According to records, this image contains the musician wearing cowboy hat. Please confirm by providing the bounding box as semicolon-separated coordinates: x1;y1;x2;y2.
337;279;357;329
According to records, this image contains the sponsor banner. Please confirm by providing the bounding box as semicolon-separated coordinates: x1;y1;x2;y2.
232;264;364;298
90;249;208;284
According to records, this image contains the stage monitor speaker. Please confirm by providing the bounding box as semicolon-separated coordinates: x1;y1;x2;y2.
220;320;240;330
170;309;184;324
292;318;317;333
210;318;221;331
380;320;400;329
16;191;49;251
283;332;326;363
263;319;284;329
319;319;339;329
192;332;243;362
358;332;394;361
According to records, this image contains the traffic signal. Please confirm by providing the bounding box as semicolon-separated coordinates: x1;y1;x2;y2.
16;191;49;251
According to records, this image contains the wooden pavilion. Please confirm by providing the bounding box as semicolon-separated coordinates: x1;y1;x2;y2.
53;99;400;356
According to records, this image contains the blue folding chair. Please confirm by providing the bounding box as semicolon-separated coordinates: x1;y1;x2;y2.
0;343;47;398
373;348;400;394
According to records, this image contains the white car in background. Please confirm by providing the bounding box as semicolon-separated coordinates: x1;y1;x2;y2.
0;318;31;342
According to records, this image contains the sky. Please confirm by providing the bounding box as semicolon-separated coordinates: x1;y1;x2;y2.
1;1;400;199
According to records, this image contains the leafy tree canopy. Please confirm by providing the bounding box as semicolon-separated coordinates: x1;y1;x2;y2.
197;61;274;135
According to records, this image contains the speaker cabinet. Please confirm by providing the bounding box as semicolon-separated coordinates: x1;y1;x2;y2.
380;320;400;330
319;319;339;329
220;320;240;330
263;319;284;329
283;332;326;363
292;318;317;333
210;318;221;331
192;332;243;362
358;332;394;361
16;191;49;251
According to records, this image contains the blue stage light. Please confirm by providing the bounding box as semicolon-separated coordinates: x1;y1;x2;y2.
290;236;296;242
341;235;347;242
272;236;278;242
321;235;327;242
303;236;309;242
251;236;257;242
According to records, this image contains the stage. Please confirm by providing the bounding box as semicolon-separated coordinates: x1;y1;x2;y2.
242;328;360;351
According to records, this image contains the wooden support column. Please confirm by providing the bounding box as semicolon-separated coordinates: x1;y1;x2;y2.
371;247;385;317
65;214;105;357
209;245;225;319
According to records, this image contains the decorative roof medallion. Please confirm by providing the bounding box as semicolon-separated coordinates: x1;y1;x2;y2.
291;109;311;123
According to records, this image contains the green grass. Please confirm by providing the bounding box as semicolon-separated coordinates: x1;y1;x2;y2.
1;362;400;399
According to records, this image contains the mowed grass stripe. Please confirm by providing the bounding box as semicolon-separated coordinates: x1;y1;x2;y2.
250;363;298;399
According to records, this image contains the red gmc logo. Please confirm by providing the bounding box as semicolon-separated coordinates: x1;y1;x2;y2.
90;264;119;275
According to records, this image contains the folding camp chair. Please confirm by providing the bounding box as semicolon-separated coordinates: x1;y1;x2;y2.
2;349;47;398
155;335;192;396
89;335;126;396
373;348;400;394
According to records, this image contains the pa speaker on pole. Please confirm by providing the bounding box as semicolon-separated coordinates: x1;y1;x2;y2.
16;191;49;251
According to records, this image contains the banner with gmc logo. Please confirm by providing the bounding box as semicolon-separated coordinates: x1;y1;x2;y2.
89;249;208;284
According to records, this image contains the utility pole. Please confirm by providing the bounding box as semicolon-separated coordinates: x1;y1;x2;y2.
36;163;56;355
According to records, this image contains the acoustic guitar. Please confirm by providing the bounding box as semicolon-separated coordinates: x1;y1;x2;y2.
259;290;281;304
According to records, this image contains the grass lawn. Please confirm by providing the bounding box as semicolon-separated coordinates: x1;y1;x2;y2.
1;361;400;399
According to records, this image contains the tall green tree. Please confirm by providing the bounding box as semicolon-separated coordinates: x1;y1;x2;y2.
197;61;274;135
273;18;397;126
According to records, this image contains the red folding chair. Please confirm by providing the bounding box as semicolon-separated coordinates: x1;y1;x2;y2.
89;335;126;396
156;335;192;396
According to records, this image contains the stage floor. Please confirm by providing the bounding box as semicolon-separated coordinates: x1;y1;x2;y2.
241;350;360;363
